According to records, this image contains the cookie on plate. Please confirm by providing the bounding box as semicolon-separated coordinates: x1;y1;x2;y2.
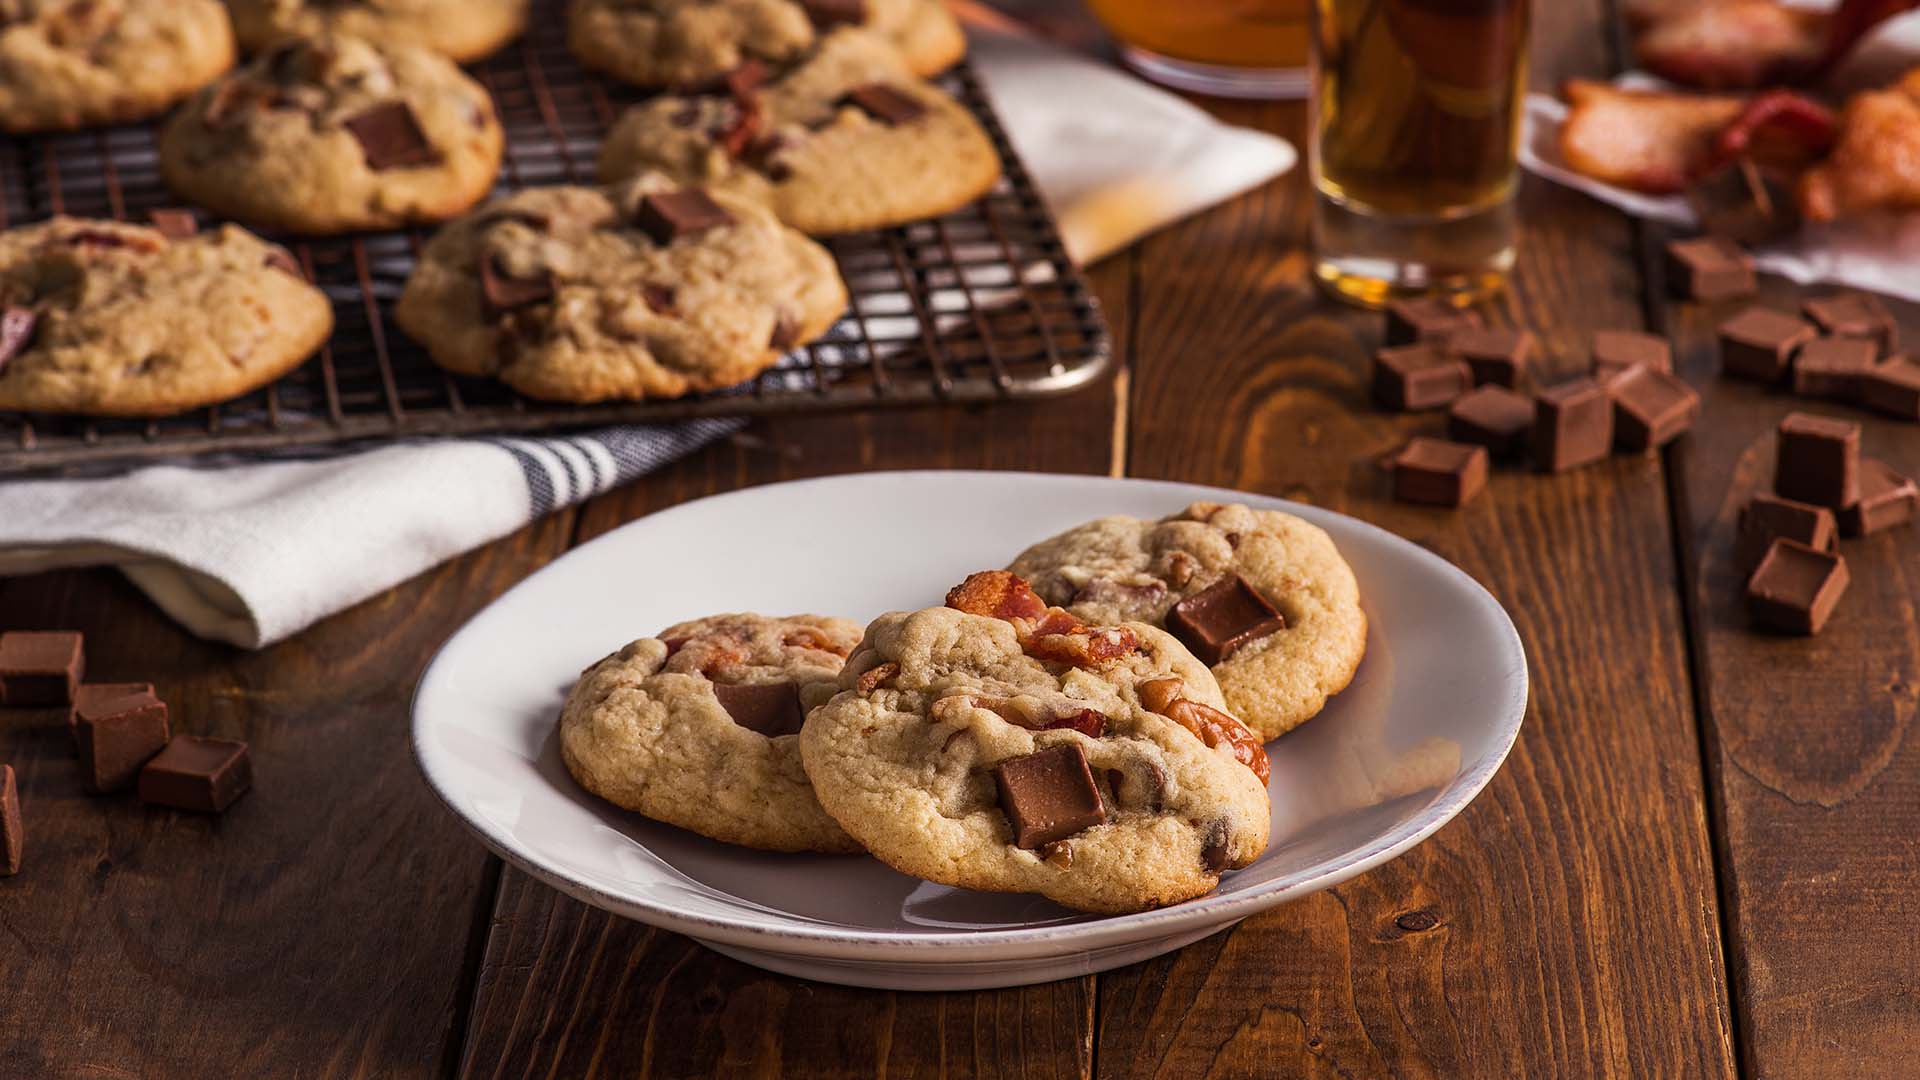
559;614;864;853
0;0;236;133
226;0;529;63
0;216;333;416
568;0;965;89
159;34;505;235
597;28;1000;235
1009;502;1367;742
395;176;847;403
800;571;1271;914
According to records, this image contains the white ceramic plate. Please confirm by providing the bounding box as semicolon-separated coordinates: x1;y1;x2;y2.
412;472;1526;990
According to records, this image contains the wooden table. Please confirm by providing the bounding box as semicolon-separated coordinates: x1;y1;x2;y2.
5;3;1916;1075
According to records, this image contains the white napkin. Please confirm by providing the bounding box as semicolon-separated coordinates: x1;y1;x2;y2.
0;27;1297;649
1521;12;1920;302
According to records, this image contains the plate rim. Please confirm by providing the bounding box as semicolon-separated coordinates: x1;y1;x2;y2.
411;469;1528;962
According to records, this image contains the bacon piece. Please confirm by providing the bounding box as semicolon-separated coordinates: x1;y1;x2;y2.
1633;1;1826;90
1025;624;1141;669
1711;90;1839;172
1138;677;1270;784
1560;80;1746;194
659;625;750;677
951;694;1107;738
782;626;850;656
1800;68;1920;223
949;570;1144;669
946;570;1048;622
1040;709;1106;738
855;661;899;694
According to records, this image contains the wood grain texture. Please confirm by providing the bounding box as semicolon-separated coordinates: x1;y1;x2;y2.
0;517;576;1079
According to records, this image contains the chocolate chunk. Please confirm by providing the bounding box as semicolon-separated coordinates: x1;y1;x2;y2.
1775;412;1860;508
842;83;927;125
1803;293;1897;357
1448;384;1534;457
991;744;1106;849
800;0;867;27
479;254;554;318
712;681;806;737
147;207;197;240
1200;819;1232;873
342;101;441;170
632;189;734;245
1605;364;1699;451
1166;575;1286;666
1746;539;1848;635
263;245;303;279
0;764;17;876
1858;357;1920;420
1792;337;1878;401
1532;378;1613;473
1591;330;1672;382
75;690;169;793
68;681;155;747
138;735;253;813
641;282;677;315
1391;436;1488;508
1665;236;1755;302
1838;458;1918;538
1737;493;1836;573
1105;760;1166;813
1686;158;1797;245
1719;306;1815;383
1372;342;1471;411
769;312;799;351
0;631;83;707
1384;296;1482;347
1448;327;1533;388
0;305;37;371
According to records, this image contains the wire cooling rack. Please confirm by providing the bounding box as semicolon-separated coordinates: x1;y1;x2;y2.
0;10;1110;473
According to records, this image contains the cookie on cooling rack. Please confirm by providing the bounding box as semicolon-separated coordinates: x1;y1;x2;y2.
560;613;865;853
0;216;333;417
596;28;1000;235
226;0;529;63
159;34;505;235
568;0;965;89
0;0;236;133
394;176;848;403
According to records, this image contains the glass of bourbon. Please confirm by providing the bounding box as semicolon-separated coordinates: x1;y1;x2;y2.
1308;0;1531;307
1086;0;1313;99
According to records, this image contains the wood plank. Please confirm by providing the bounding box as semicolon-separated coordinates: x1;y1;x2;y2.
1095;3;1737;1074
0;517;576;1078
455;254;1132;1078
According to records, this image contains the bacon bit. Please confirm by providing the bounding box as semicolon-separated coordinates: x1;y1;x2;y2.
1164;551;1200;589
660;627;749;677
956;694;1106;737
948;570;1143;669
782;626;849;656
660;636;688;656
946;570;1048;622
1026;624;1141;668
855;661;899;694
1040;709;1106;738
1139;677;1269;784
1711;90;1838;172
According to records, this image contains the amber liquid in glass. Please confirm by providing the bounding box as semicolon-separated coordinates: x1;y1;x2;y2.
1087;0;1314;99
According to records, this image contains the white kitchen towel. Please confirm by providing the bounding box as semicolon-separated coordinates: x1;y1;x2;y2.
0;25;1297;649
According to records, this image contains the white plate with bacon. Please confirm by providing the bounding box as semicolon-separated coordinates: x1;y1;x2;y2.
411;471;1527;990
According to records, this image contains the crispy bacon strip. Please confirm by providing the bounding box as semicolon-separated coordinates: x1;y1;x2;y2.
1799;68;1920;222
947;570;1142;669
855;661;899;694
1560;79;1746;194
1139;677;1270;785
1711;89;1839;172
946;570;1048;622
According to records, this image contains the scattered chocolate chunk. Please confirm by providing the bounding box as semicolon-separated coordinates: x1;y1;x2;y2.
262;245;304;279
146;207;197;240
991;743;1106;850
0;306;37;371
1385;296;1482;347
800;0;866;27
0;631;84;707
1166;575;1286;666
1858;357;1920;420
1666;236;1756;302
1448;384;1534;457
68;682;155;747
1838;459;1918;537
1775;412;1860;508
1532;378;1613;473
1792;337;1878;400
1719;306;1815;383
712;681;806;737
1605;364;1700;451
1591;330;1672;382
1737;493;1836;573
1391;436;1488;508
1372;342;1471;411
75;690;169;793
342;101;441;170
842;83;927;125
641;282;677;315
1686;158;1798;245
1200;819;1232;873
1803;293;1897;357
1448;327;1533;388
138;736;253;814
0;764;17;876
1104;760;1166;813
479;254;554;318
633;188;734;245
1746;539;1848;635
768;312;799;352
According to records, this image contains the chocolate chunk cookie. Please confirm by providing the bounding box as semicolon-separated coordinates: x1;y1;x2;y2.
568;0;964;89
226;0;530;63
0;217;333;416
159;34;504;235
560;614;864;853
1009;502;1368;742
597;28;1000;235
0;0;236;133
395;176;847;403
800;572;1271;914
